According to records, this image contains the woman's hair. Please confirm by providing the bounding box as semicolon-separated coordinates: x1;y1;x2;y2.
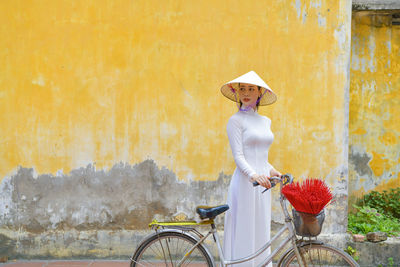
238;83;261;110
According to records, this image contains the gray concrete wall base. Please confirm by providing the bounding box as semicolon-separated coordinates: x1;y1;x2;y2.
1;229;346;260
0;229;354;261
2;227;399;266
0;229;146;259
0;225;400;266
347;237;400;267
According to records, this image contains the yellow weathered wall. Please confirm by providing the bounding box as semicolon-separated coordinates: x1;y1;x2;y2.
349;11;400;203
0;2;352;255
0;0;352;258
0;0;350;183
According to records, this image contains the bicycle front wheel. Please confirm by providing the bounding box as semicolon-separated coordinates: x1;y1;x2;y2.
130;231;214;267
280;243;359;267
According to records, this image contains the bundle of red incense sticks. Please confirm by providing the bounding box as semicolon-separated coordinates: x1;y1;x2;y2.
282;178;333;215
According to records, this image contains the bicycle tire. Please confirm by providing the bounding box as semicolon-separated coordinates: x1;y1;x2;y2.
130;230;214;267
279;243;359;267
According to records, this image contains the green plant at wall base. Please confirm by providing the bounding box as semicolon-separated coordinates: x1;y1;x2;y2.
388;257;394;267
344;246;359;262
348;205;400;236
378;258;394;267
360;188;400;219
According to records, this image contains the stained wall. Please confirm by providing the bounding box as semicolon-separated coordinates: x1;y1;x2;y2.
349;11;400;204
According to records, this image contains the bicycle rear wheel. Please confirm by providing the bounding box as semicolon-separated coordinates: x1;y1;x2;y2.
130;231;214;267
280;243;358;267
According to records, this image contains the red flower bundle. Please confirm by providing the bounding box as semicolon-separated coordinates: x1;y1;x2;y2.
282;178;333;215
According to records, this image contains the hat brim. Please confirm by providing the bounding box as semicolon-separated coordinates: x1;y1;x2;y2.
220;82;277;106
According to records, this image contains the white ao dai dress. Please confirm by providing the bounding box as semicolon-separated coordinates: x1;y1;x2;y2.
223;108;274;267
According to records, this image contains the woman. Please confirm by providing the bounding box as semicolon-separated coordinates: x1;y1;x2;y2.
220;71;281;266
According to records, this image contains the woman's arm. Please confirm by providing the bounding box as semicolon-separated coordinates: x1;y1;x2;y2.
265;117;282;179
227;116;257;181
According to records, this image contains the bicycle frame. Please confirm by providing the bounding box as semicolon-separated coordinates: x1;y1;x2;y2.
212;177;304;266
147;176;306;267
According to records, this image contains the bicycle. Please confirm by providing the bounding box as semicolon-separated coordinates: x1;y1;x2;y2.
130;174;359;266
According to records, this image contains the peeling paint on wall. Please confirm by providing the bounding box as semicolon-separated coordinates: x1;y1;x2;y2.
0;160;230;233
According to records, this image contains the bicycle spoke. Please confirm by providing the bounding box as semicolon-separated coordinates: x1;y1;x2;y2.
150;242;166;264
131;231;213;267
316;245;321;265
177;240;191;266
182;254;196;267
133;258;157;267
174;235;180;264
149;244;161;258
164;238;174;267
327;248;332;265
305;246;313;266
156;236;170;266
283;244;357;267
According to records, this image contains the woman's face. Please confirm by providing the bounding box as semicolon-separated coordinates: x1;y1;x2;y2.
238;83;261;107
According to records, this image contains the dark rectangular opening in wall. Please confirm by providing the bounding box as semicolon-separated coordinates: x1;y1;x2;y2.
393;13;400;25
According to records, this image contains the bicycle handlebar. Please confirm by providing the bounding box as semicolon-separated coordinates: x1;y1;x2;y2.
252;174;293;193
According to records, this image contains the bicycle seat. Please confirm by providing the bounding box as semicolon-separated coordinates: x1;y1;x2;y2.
196;204;229;219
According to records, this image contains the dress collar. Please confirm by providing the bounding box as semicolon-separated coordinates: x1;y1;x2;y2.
239;105;258;114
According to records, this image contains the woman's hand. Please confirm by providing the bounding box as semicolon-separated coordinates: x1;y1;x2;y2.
251;174;271;189
269;168;282;178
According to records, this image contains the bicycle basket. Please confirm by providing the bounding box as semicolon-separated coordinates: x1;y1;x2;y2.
292;209;325;237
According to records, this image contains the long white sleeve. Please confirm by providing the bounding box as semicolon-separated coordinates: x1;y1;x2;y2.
227;116;257;180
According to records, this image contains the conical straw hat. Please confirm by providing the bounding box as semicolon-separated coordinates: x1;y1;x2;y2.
220;71;277;106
